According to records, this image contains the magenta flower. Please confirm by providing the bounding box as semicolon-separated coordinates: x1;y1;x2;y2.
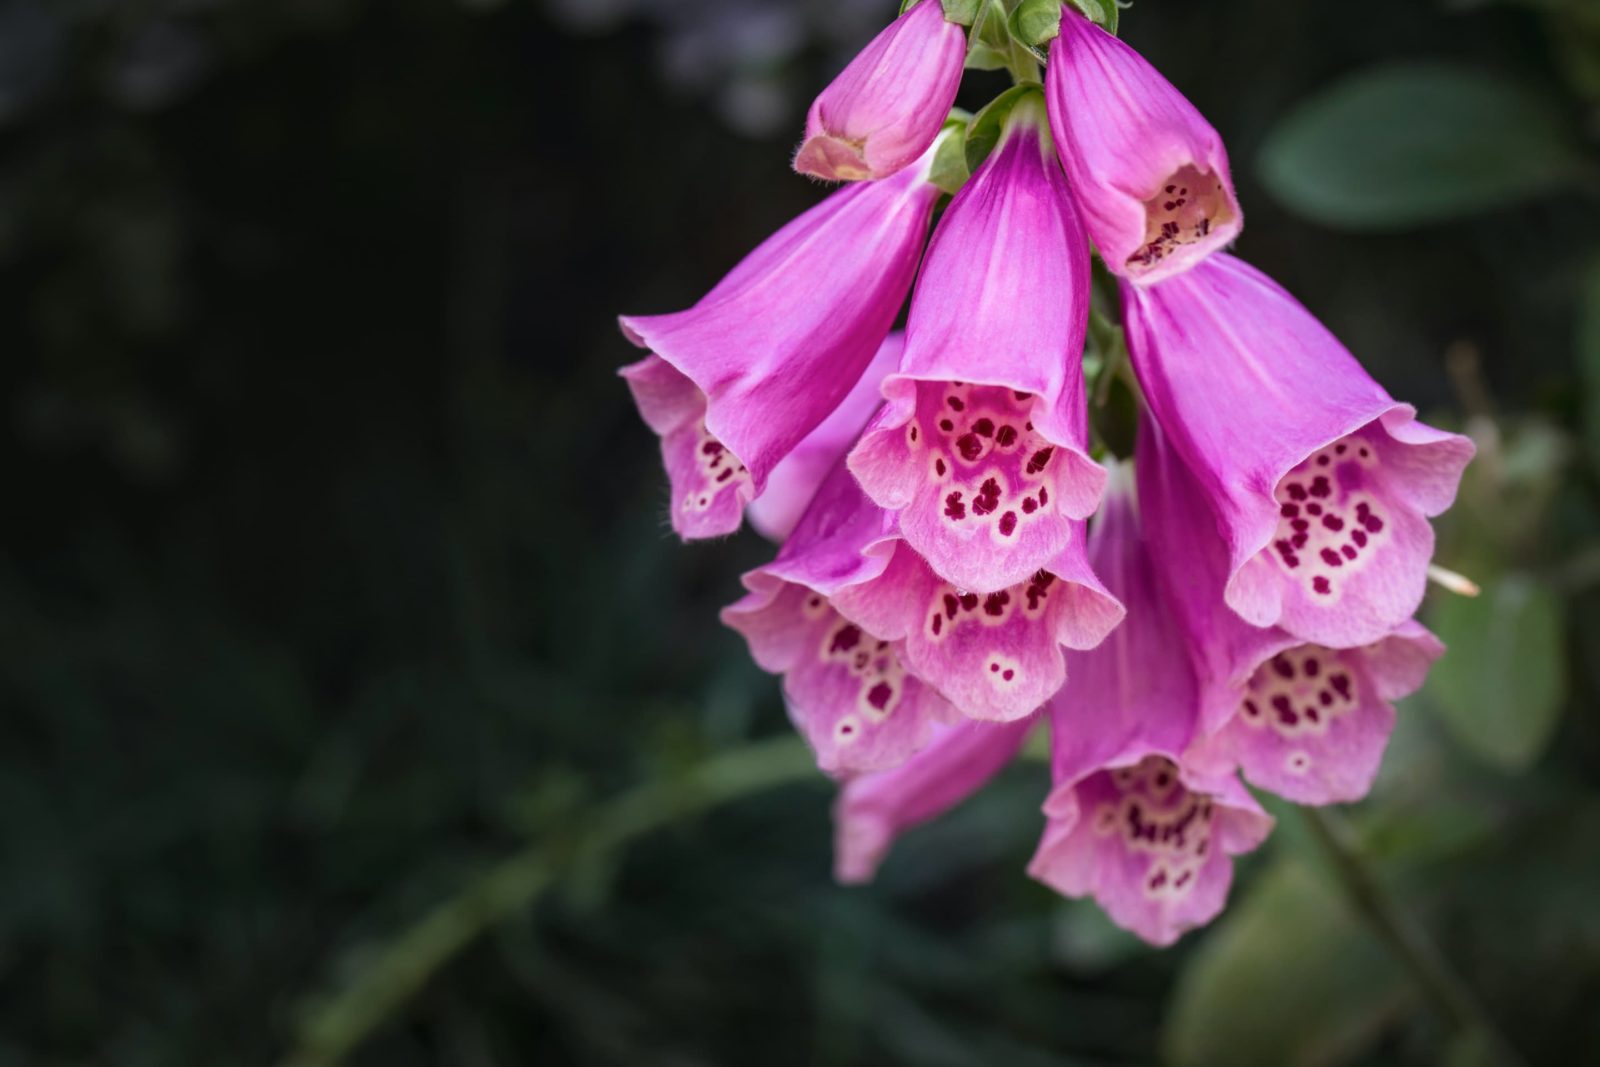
1137;415;1444;804
1044;7;1241;284
849;92;1104;593
831;537;1123;722
1122;253;1475;649
1025;468;1272;946
794;0;966;183
834;716;1037;883
722;464;958;774
620;146;944;539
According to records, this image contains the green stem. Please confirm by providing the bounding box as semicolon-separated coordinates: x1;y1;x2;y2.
282;737;821;1067
1299;807;1526;1065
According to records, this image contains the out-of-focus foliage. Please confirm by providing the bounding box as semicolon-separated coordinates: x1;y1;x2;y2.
0;0;1596;1065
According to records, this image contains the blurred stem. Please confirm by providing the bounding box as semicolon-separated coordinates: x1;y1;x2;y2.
283;737;820;1067
1299;807;1526;1065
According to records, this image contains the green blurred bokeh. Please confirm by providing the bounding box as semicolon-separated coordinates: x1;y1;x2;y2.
1;0;1597;1064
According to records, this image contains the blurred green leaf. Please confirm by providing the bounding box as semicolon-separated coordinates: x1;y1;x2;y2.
1164;858;1406;1067
1258;63;1589;229
1429;573;1566;770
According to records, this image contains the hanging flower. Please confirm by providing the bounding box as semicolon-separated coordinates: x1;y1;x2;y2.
794;0;967;183
1044;6;1241;284
621;140;945;539
849;91;1104;593
1121;253;1474;648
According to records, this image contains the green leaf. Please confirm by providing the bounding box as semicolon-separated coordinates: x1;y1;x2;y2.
1429;572;1566;771
1164;858;1407;1067
963;85;1041;175
1009;0;1063;47
1258;62;1589;229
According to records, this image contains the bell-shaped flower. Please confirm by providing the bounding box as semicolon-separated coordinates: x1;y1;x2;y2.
849;92;1103;593
794;0;967;182
1136;414;1444;804
1044;6;1241;284
1121;253;1475;649
722;463;958;774
621;145;945;539
834;716;1037;883
1025;467;1272;946
831;538;1123;723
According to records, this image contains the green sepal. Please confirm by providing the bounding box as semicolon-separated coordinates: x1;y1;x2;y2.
1009;0;1063;47
963;43;1011;71
939;0;983;24
963;84;1042;175
1065;0;1119;35
929;115;973;196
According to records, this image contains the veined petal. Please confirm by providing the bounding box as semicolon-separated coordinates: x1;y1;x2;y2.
795;0;967;183
748;333;904;542
1122;254;1474;648
1045;8;1241;284
849;95;1104;593
621;149;943;540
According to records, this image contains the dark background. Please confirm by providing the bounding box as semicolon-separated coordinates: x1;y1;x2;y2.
2;0;1597;1064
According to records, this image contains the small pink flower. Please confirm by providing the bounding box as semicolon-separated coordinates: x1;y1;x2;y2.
834;716;1037;883
722;464;958;774
1137;414;1444;804
1024;468;1272;946
849;92;1104;593
621;146;943;540
1045;7;1241;284
1029;754;1271;947
1122;254;1475;649
794;0;967;182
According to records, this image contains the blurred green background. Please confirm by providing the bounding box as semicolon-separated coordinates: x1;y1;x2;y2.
2;0;1598;1063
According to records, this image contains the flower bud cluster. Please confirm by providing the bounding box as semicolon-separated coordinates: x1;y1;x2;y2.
619;2;1472;945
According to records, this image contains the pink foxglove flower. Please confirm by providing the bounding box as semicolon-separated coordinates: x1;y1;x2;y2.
834;716;1037;883
1044;7;1241;284
831;537;1123;722
1121;253;1474;649
621;145;944;539
722;464;958;774
1026;468;1272;946
1137;415;1444;804
849;92;1103;593
794;0;966;183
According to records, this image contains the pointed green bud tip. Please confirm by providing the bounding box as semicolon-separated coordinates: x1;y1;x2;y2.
929;116;972;196
1009;0;1063;47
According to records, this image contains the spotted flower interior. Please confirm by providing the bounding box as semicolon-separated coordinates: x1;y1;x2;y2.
1129;167;1234;275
